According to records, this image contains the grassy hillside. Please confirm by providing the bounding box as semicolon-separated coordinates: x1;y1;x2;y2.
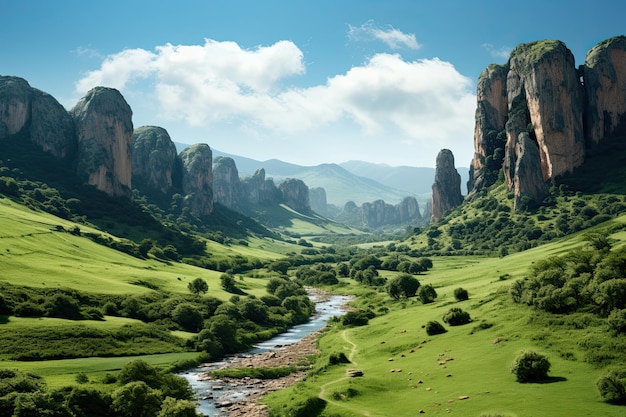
263;216;626;416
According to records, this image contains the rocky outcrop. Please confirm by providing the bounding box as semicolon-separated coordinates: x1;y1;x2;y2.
71;87;133;198
241;168;281;205
468;37;626;208
213;156;243;210
131;126;178;196
397;196;422;223
0;76;76;159
179;144;213;216
512;132;549;210
431;149;463;220
279;178;310;213
335;198;423;230
584;36;626;146
309;187;328;215
362;200;397;229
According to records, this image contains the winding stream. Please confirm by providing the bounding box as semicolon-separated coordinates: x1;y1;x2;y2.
180;293;351;416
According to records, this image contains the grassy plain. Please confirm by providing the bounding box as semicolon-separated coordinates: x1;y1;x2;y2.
263;218;626;416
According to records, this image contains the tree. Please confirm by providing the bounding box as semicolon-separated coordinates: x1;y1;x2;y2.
118;360;161;388
442;307;471;326
597;370;626;404
111;381;162;417
187;278;208;296
171;303;204;332
386;274;420;299
453;287;469;301
157;397;201;417
425;321;446;336
511;351;551;382
418;284;438;304
220;273;239;293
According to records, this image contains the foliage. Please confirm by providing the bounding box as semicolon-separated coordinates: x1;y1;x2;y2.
453;287;469;301
510;351;551;382
111;381;162;417
342;310;370;327
211;366;296;380
418;284;438;304
187;278;208;296
171;303;204;332
596;370;626;404
386;274;420;299
425;321;447;336
442;307;471;326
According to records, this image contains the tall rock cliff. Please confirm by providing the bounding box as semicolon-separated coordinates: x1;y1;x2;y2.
0;76;76;159
212;156;243;210
309;187;328;216
431;149;463;221
71;87;133;198
279;178;310;213
241;168;281;205
468;36;626;208
179;143;213;216
583;35;626;146
131;126;178;196
336;197;423;230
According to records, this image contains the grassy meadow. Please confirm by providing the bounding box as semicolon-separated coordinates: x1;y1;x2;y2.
263;217;626;416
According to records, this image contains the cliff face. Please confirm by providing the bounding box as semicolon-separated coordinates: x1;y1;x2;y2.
279;178;310;213
469;36;626;208
212;156;243;210
241;168;281;205
0;76;76;159
431;149;463;220
309;187;328;215
131;126;178;196
336;197;423;229
179;143;213;216
71;87;133;198
584;36;626;146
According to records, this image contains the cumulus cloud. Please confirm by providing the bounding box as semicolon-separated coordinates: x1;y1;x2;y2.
75;38;475;165
482;43;512;60
348;21;421;50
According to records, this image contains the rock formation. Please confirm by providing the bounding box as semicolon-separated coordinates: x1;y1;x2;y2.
583;35;626;146
397;196;422;223
279;178;310;213
335;197;423;230
131;126;178;196
179;144;213;216
468;36;626;208
431;149;463;221
0;76;76;159
241;169;281;205
213;156;243;210
512;132;549;209
71;87;133;198
309;187;328;216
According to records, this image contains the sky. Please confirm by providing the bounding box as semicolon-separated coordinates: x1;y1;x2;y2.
2;0;626;168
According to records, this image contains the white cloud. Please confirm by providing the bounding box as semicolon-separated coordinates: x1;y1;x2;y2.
75;38;476;166
482;43;512;60
348;21;421;50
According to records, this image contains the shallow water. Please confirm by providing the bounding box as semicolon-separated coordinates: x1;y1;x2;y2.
180;294;350;416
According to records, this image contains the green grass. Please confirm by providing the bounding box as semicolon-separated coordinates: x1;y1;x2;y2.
263;217;626;416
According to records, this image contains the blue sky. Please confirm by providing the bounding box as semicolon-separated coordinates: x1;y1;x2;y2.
3;0;626;167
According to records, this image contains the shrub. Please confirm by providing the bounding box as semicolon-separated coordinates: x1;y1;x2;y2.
442;307;471;326
608;309;626;334
418;284;438;304
511;350;551;382
425;321;446;336
596;370;626;404
453;287;469;301
342;310;369;327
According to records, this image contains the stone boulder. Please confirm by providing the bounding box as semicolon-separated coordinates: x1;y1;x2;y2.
179;143;213;216
131;126;178;196
279;178;310;213
71;87;133;197
0;76;76;159
584;35;626;146
431;149;463;221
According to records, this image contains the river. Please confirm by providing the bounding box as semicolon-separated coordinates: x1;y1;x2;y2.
180;293;351;416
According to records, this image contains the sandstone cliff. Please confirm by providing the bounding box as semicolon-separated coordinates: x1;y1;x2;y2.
179;144;213;216
431;149;463;221
0;76;76;159
71;87;133;198
131;126;178;196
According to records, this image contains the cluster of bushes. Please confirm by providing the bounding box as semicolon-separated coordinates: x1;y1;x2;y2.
0;360;202;417
510;233;626;330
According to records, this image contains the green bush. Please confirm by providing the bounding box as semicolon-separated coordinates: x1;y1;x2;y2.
418;284;438;304
425;321;446;336
342;310;369;327
453;287;469;301
442;307;471;326
608;309;626;334
511;350;551;382
596;370;626;404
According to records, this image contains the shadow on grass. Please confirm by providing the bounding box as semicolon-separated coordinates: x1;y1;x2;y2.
536;376;568;384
